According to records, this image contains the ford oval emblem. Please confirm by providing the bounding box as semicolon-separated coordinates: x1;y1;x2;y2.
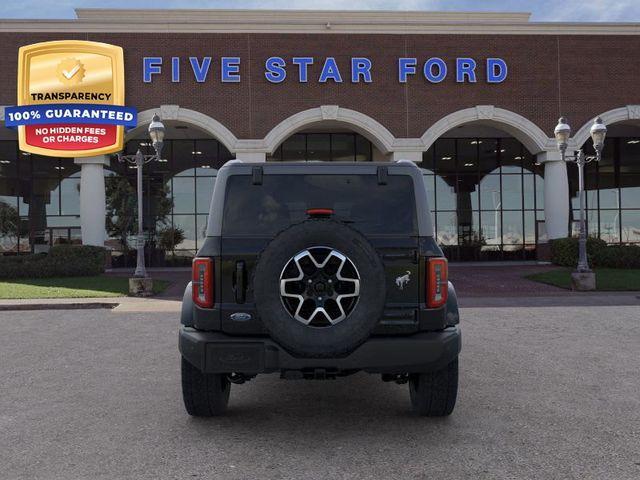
230;312;252;322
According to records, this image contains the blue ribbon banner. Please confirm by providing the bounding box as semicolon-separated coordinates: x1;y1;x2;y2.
4;104;138;128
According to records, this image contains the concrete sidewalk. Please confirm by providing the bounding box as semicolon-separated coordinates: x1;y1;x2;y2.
0;296;182;312
0;291;638;312
1;264;637;312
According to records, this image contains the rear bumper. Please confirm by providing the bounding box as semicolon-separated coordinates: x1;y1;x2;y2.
179;326;461;375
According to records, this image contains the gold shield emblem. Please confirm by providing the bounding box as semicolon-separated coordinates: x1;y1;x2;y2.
16;40;125;157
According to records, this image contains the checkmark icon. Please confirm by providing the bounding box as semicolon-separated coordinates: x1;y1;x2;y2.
62;64;80;79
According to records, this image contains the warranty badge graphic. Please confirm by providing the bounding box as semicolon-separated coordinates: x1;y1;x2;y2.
5;40;137;157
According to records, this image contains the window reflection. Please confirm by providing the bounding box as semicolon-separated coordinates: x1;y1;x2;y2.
431;136;544;260
569;136;640;244
272;132;374;162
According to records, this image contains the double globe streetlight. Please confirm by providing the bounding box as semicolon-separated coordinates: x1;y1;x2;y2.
117;114;165;293
553;116;607;289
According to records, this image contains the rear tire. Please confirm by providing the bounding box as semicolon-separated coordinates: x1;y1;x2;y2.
181;358;230;417
409;358;458;416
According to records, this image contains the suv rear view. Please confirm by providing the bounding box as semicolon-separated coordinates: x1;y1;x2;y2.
179;161;461;416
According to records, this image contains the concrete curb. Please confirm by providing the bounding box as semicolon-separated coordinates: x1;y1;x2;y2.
0;302;119;311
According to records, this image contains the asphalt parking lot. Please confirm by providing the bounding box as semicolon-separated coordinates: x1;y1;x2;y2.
1;305;639;480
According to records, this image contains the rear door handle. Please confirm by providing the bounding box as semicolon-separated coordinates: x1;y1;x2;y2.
234;261;246;304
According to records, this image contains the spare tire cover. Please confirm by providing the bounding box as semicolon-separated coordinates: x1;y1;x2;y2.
253;219;386;358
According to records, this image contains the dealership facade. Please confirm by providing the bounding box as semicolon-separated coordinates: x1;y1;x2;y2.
0;9;639;263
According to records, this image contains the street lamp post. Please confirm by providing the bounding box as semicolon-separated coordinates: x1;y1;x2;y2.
117;114;165;290
553;116;607;289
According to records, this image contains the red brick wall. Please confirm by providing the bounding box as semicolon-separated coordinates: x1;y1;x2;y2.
0;32;638;140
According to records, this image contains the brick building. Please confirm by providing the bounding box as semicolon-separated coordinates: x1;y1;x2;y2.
0;9;639;263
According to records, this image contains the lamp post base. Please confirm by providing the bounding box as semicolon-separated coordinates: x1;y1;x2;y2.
571;271;596;291
129;277;154;297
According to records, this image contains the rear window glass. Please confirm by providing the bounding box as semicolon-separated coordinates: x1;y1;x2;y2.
222;174;417;236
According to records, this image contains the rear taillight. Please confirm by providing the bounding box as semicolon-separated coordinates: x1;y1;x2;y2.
192;257;214;308
426;257;448;308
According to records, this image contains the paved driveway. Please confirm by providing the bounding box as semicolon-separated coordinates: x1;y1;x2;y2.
1;306;639;479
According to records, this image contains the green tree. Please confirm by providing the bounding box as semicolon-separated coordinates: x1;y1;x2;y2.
105;176;173;251
0;201;21;247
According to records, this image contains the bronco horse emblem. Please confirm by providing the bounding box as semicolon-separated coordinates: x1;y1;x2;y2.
395;270;411;290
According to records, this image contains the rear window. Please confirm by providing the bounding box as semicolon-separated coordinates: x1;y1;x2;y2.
222;174;417;236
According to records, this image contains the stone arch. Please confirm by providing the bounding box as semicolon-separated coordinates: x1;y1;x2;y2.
127;105;239;153
263;105;396;155
420;105;552;154
572;105;640;148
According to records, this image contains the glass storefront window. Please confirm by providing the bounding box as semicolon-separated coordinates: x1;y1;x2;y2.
60;177;80;215
332;134;356;161
481;210;501;246
436;211;457;245
435;139;456;176
306;134;331;161
500;138;523;173
502;211;524;247
196;175;216;214
426;136;551;259
524;210;536;245
501;174;523;211
479;175;501;211
172;214;196;251
567;136;640;244
621;210;640;243
478;139;499;173
435;175;456;211
599;210;620;243
621;174;640;209
172;177;195;214
173;140;195;176
355;134;372;162
0;141;18;177
282;134;306;161
2;133;638;262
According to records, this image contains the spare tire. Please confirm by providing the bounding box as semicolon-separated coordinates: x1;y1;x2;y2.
253;219;386;358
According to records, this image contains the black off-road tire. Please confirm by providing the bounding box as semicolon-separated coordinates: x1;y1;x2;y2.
181;358;231;417
409;358;458;416
253;219;386;358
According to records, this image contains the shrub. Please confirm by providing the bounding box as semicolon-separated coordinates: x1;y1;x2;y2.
0;245;106;279
593;244;640;269
157;226;185;252
550;237;640;268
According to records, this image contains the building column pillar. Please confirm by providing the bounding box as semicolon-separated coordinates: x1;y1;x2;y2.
235;152;266;162
538;151;569;240
74;155;109;246
391;151;422;163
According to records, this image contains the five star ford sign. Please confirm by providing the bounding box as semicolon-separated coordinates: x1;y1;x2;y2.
5;40;137;157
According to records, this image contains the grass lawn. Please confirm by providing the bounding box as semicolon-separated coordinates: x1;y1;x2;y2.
526;268;640;291
0;276;170;299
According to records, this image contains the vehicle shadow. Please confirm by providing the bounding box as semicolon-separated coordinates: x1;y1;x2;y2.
183;372;457;436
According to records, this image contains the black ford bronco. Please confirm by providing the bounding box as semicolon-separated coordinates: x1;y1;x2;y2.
179;160;461;416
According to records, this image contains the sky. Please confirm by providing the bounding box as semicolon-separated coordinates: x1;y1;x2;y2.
0;0;639;22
